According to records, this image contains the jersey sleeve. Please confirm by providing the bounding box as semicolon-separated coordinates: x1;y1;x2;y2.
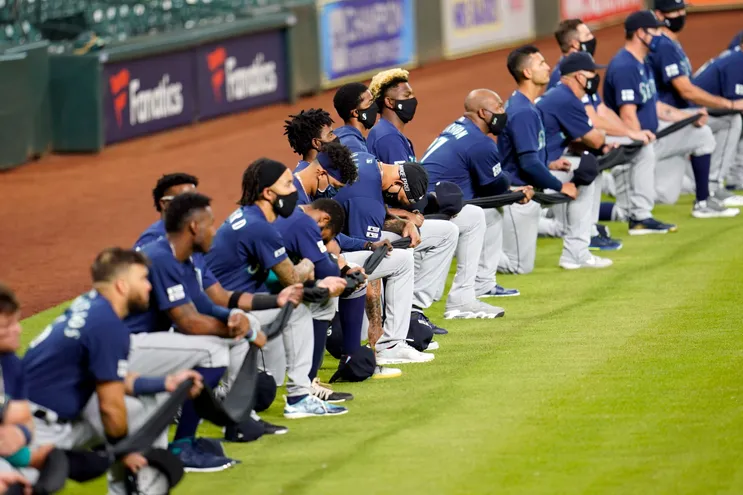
201;266;218;290
557;99;594;140
294;218;331;265
655;41;687;84
83;319;130;383
468;140;506;188
148;254;192;311
509;111;543;155
247;223;288;270
336;233;367;252
342;198;382;241
607;66;644;107
374;135;411;164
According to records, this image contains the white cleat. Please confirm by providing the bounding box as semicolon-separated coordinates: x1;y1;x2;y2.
443;301;505;320
692;199;740;218
559;254;613;270
376;342;435;365
712;189;743;207
425;341;439;351
372;366;402;379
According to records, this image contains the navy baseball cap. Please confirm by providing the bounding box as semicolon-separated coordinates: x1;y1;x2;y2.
654;0;686;12
559;52;606;76
625;10;663;34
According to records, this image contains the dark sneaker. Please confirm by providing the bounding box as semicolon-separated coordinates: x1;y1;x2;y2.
478;285;520;298
413;311;448;335
628;217;677;236
249;411;288;435
194;437;226;457
224;417;264;443
311;378;354;403
589;235;623;251
168;439;235;473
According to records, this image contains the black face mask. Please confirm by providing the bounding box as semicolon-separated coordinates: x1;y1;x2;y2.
272;190;298;218
383;185;405;207
664;14;686;33
357;103;378;130
392;97;418;123
580;38;597;56
314;136;340;152
583;74;600;96
486;111;508;136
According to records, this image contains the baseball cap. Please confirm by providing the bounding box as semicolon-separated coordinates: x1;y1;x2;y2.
399;162;429;203
654;0;686;12
625;10;663;34
559;52;606;76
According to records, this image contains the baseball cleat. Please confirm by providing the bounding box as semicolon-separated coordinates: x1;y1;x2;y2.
478;285;520;297
311;377;354;403
412;311;448;335
712;189;743;207
283;394;348;419
425;341;439;351
628;217;677;235
169;439;236;473
194;437;227;457
372;366;403;379
559;254;613;270
376;342;435;365
589;236;623;251
692;199;740;218
249;411;288;435
444;300;505;319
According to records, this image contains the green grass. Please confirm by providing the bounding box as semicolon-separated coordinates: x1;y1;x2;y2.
23;195;743;495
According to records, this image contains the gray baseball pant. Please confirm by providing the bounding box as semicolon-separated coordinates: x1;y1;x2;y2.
608;137;656;222
31;394;166;495
343;248;414;351
500;158;598;273
382;219;458;310
475;208;505;294
727;130;743;186
654;118;716;204
446;204;491;308
250;305;314;397
708;113;743;192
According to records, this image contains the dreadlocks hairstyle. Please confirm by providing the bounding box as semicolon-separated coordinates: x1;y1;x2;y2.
90;248;150;284
507;45;541;83
283;108;335;156
239;158;287;206
369;68;410;113
152;173;199;212
0;283;19;315
555;19;583;53
320;141;358;185
164;192;212;233
333;82;369;122
310;198;346;236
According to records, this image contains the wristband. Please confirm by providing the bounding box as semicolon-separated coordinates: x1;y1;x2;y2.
16;425;32;446
133;376;167;396
5;446;31;467
363;241;373;251
247;329;258;343
106;434;126;446
340;265;351;276
228;291;245;309
252;294;279;311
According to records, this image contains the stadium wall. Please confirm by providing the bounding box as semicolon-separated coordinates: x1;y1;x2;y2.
1;0;741;165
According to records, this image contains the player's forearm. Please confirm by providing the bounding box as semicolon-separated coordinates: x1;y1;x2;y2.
383;217;406;235
677;81;733;109
178;313;229;336
656;101;685;122
619;107;642;131
365;281;384;347
98;401;128;439
594;104;632;137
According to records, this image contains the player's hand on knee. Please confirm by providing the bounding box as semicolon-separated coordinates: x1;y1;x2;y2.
297;259;315;282
317;277;348;298
278;283;304;308
549;158;572;171
402;221;421;248
166;370;204;398
122;452;148;474
370;239;393;254
561;183;579;199
514;186;534;203
251;330;267;349
227;311;251;339
0;425;29;456
734;100;743;111
694;108;708;127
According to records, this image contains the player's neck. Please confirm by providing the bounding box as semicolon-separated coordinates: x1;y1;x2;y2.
661;28;677;41
95;285;129;319
563;78;586;100
166;234;195;262
256;199;278;223
346;119;366;134
463;113;489;135
517;82;543;103
625;42;648;62
303;149;318;163
379;163;398;188
382;112;405;132
295;168;315;196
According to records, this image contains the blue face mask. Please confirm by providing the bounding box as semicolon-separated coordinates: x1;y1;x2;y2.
315;185;338;199
642;31;662;52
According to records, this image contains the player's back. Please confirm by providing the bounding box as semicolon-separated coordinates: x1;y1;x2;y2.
537;84;590;162
333;152;387;241
647;34;692;108
24;290;130;419
367;118;416;164
604;48;659;132
335;125;369;154
693;47;743;99
498;90;546;186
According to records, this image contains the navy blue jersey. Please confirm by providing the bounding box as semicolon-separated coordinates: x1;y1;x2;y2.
367;118;416;164
537;84;595;162
693;46;743;100
135;220;217;290
604;48;659;131
420;116;507;200
206;205;288;293
293;175;312;206
731;30;743;51
333;152;386;242
497;91;561;190
274;209;340;279
126;238;229;333
335;125;369;154
0;353;26;400
24;291;130;419
549;58;602;108
648;34;693;109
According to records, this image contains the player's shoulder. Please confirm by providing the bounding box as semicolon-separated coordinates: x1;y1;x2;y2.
0;352;22;373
